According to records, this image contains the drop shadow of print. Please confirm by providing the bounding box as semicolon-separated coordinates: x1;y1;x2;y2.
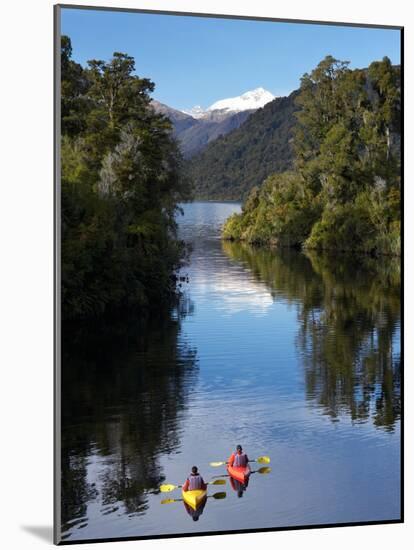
21;525;54;543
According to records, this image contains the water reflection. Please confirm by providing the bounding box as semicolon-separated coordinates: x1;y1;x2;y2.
229;476;249;498
61;310;198;536
222;242;401;431
60;202;401;540
183;499;207;521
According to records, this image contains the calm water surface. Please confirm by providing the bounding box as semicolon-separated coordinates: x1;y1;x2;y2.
61;202;401;541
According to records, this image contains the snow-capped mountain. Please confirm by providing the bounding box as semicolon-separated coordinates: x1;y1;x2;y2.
152;87;277;158
208;87;275;113
183;87;275;118
152;98;253;158
183;105;207;119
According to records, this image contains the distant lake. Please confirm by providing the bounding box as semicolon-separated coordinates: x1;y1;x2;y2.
61;201;401;541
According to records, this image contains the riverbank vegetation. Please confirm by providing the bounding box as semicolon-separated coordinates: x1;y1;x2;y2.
61;36;191;319
223;56;401;256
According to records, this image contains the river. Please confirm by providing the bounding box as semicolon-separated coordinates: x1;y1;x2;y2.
60;201;401;542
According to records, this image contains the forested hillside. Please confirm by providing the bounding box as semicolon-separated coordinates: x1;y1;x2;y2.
186;92;299;200
223;57;401;256
176;109;254;158
61;36;191;319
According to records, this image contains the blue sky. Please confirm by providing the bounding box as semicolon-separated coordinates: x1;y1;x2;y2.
61;8;401;111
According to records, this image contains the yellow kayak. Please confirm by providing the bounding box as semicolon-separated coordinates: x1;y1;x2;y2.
182;489;207;510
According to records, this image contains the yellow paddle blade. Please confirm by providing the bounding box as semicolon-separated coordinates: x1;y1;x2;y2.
159;484;178;493
209;461;226;467
209;479;226;485
211;492;226;499
161;498;176;504
257;467;271;474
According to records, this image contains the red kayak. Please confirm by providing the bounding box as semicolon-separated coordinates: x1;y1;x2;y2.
227;464;250;484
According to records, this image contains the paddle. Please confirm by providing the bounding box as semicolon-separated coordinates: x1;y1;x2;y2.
209;455;270;467
255;466;271;474
159;478;226;493
161;491;227;504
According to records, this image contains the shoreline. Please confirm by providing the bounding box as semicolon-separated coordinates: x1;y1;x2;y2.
221;235;402;259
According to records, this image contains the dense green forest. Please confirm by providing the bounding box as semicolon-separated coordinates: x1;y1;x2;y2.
61;36;191;319
223;56;401;256
186;93;298;200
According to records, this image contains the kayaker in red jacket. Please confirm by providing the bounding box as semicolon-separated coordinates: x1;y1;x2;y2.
228;445;250;468
182;466;207;492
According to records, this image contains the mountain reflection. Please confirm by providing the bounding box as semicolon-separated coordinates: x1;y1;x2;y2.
222;241;401;431
61;309;198;534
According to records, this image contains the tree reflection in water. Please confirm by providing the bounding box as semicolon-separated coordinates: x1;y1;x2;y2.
222;241;401;432
61;304;198;534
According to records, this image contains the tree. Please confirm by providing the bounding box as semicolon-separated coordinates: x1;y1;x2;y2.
360;56;401;186
60;36;191;318
223;56;401;256
61;36;90;136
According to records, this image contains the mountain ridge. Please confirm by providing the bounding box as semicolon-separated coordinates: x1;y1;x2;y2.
151;87;277;158
183;87;275;118
185;90;299;200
